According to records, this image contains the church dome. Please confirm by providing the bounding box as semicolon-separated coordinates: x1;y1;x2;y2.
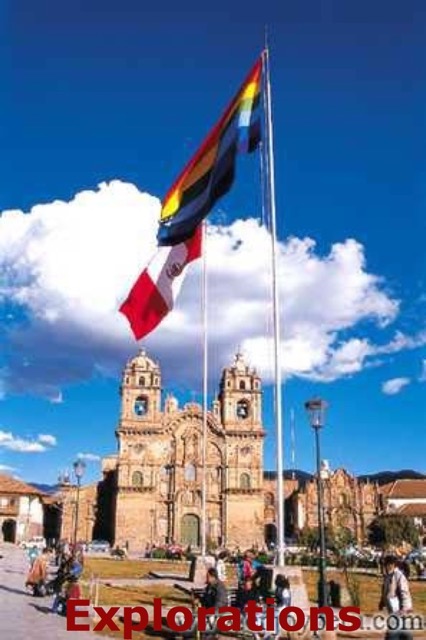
233;351;247;373
126;348;160;372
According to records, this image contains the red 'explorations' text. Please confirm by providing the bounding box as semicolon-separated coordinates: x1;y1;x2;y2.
67;598;362;639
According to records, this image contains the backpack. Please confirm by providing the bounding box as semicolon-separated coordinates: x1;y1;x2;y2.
252;559;262;573
69;560;83;579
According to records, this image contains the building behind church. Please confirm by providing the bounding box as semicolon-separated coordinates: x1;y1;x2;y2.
56;350;399;551
0;474;45;544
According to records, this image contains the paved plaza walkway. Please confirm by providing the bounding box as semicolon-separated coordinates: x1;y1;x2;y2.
0;542;100;640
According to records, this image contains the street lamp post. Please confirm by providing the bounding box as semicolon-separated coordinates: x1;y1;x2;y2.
73;459;86;547
305;398;328;608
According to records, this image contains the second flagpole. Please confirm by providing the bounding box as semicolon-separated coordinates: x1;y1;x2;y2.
262;45;286;567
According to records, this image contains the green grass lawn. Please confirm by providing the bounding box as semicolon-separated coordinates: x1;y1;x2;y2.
79;559;426;638
79;569;426;640
82;557;190;580
303;568;426;615
83;582;191;607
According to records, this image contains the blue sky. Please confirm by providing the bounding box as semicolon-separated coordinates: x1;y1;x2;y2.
1;0;425;484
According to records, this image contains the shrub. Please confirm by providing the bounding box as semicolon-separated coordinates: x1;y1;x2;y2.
345;571;361;607
256;553;270;564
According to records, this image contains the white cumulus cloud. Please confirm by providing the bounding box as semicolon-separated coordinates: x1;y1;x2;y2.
48;391;63;404
0;464;17;473
0;431;45;453
77;452;101;462
419;359;426;382
38;434;57;446
0;179;422;396
382;377;411;395
0;431;57;452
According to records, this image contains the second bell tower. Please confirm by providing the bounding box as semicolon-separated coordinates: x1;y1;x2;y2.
119;348;161;425
218;351;262;430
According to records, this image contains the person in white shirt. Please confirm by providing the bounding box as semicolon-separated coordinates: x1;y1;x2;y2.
215;551;227;583
379;555;413;640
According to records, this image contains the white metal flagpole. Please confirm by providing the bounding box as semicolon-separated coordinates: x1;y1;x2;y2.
201;221;208;559
291;408;296;481
262;46;286;567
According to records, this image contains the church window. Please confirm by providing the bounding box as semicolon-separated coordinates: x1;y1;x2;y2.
265;493;274;507
132;471;144;487
340;493;350;508
240;473;251;490
139;376;145;387
185;463;196;481
134;395;148;416
239;380;246;390
236;399;250;420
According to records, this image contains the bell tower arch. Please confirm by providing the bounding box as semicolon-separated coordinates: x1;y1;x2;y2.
218;351;262;430
120;348;162;424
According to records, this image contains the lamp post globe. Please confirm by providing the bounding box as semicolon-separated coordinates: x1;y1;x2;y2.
73;459;86;480
304;398;328;429
305;398;328;608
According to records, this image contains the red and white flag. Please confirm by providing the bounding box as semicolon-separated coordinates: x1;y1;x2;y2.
119;226;202;340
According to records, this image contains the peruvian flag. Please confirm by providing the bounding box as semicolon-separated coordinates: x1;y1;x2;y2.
119;226;202;340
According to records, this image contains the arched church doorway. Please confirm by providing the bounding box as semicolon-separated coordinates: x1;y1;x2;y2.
181;514;200;547
264;523;277;548
2;519;17;543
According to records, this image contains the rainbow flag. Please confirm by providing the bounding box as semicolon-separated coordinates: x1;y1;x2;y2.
157;56;263;246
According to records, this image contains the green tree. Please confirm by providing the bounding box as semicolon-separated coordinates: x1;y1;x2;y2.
298;527;318;549
298;525;337;550
368;515;419;547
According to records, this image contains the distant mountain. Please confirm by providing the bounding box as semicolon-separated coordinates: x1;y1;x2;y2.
29;483;60;495
357;470;426;485
263;469;313;483
263;468;425;486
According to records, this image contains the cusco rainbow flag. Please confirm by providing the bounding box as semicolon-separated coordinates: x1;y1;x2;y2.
157;56;263;246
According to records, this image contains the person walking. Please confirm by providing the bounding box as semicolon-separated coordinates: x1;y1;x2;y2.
215;551;227;583
25;548;49;595
379;554;413;640
242;551;256;582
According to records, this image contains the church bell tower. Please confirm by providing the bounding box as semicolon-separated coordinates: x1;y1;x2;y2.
119;348;161;425
218;351;262;430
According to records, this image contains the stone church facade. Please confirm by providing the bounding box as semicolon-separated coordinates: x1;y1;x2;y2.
58;349;380;551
